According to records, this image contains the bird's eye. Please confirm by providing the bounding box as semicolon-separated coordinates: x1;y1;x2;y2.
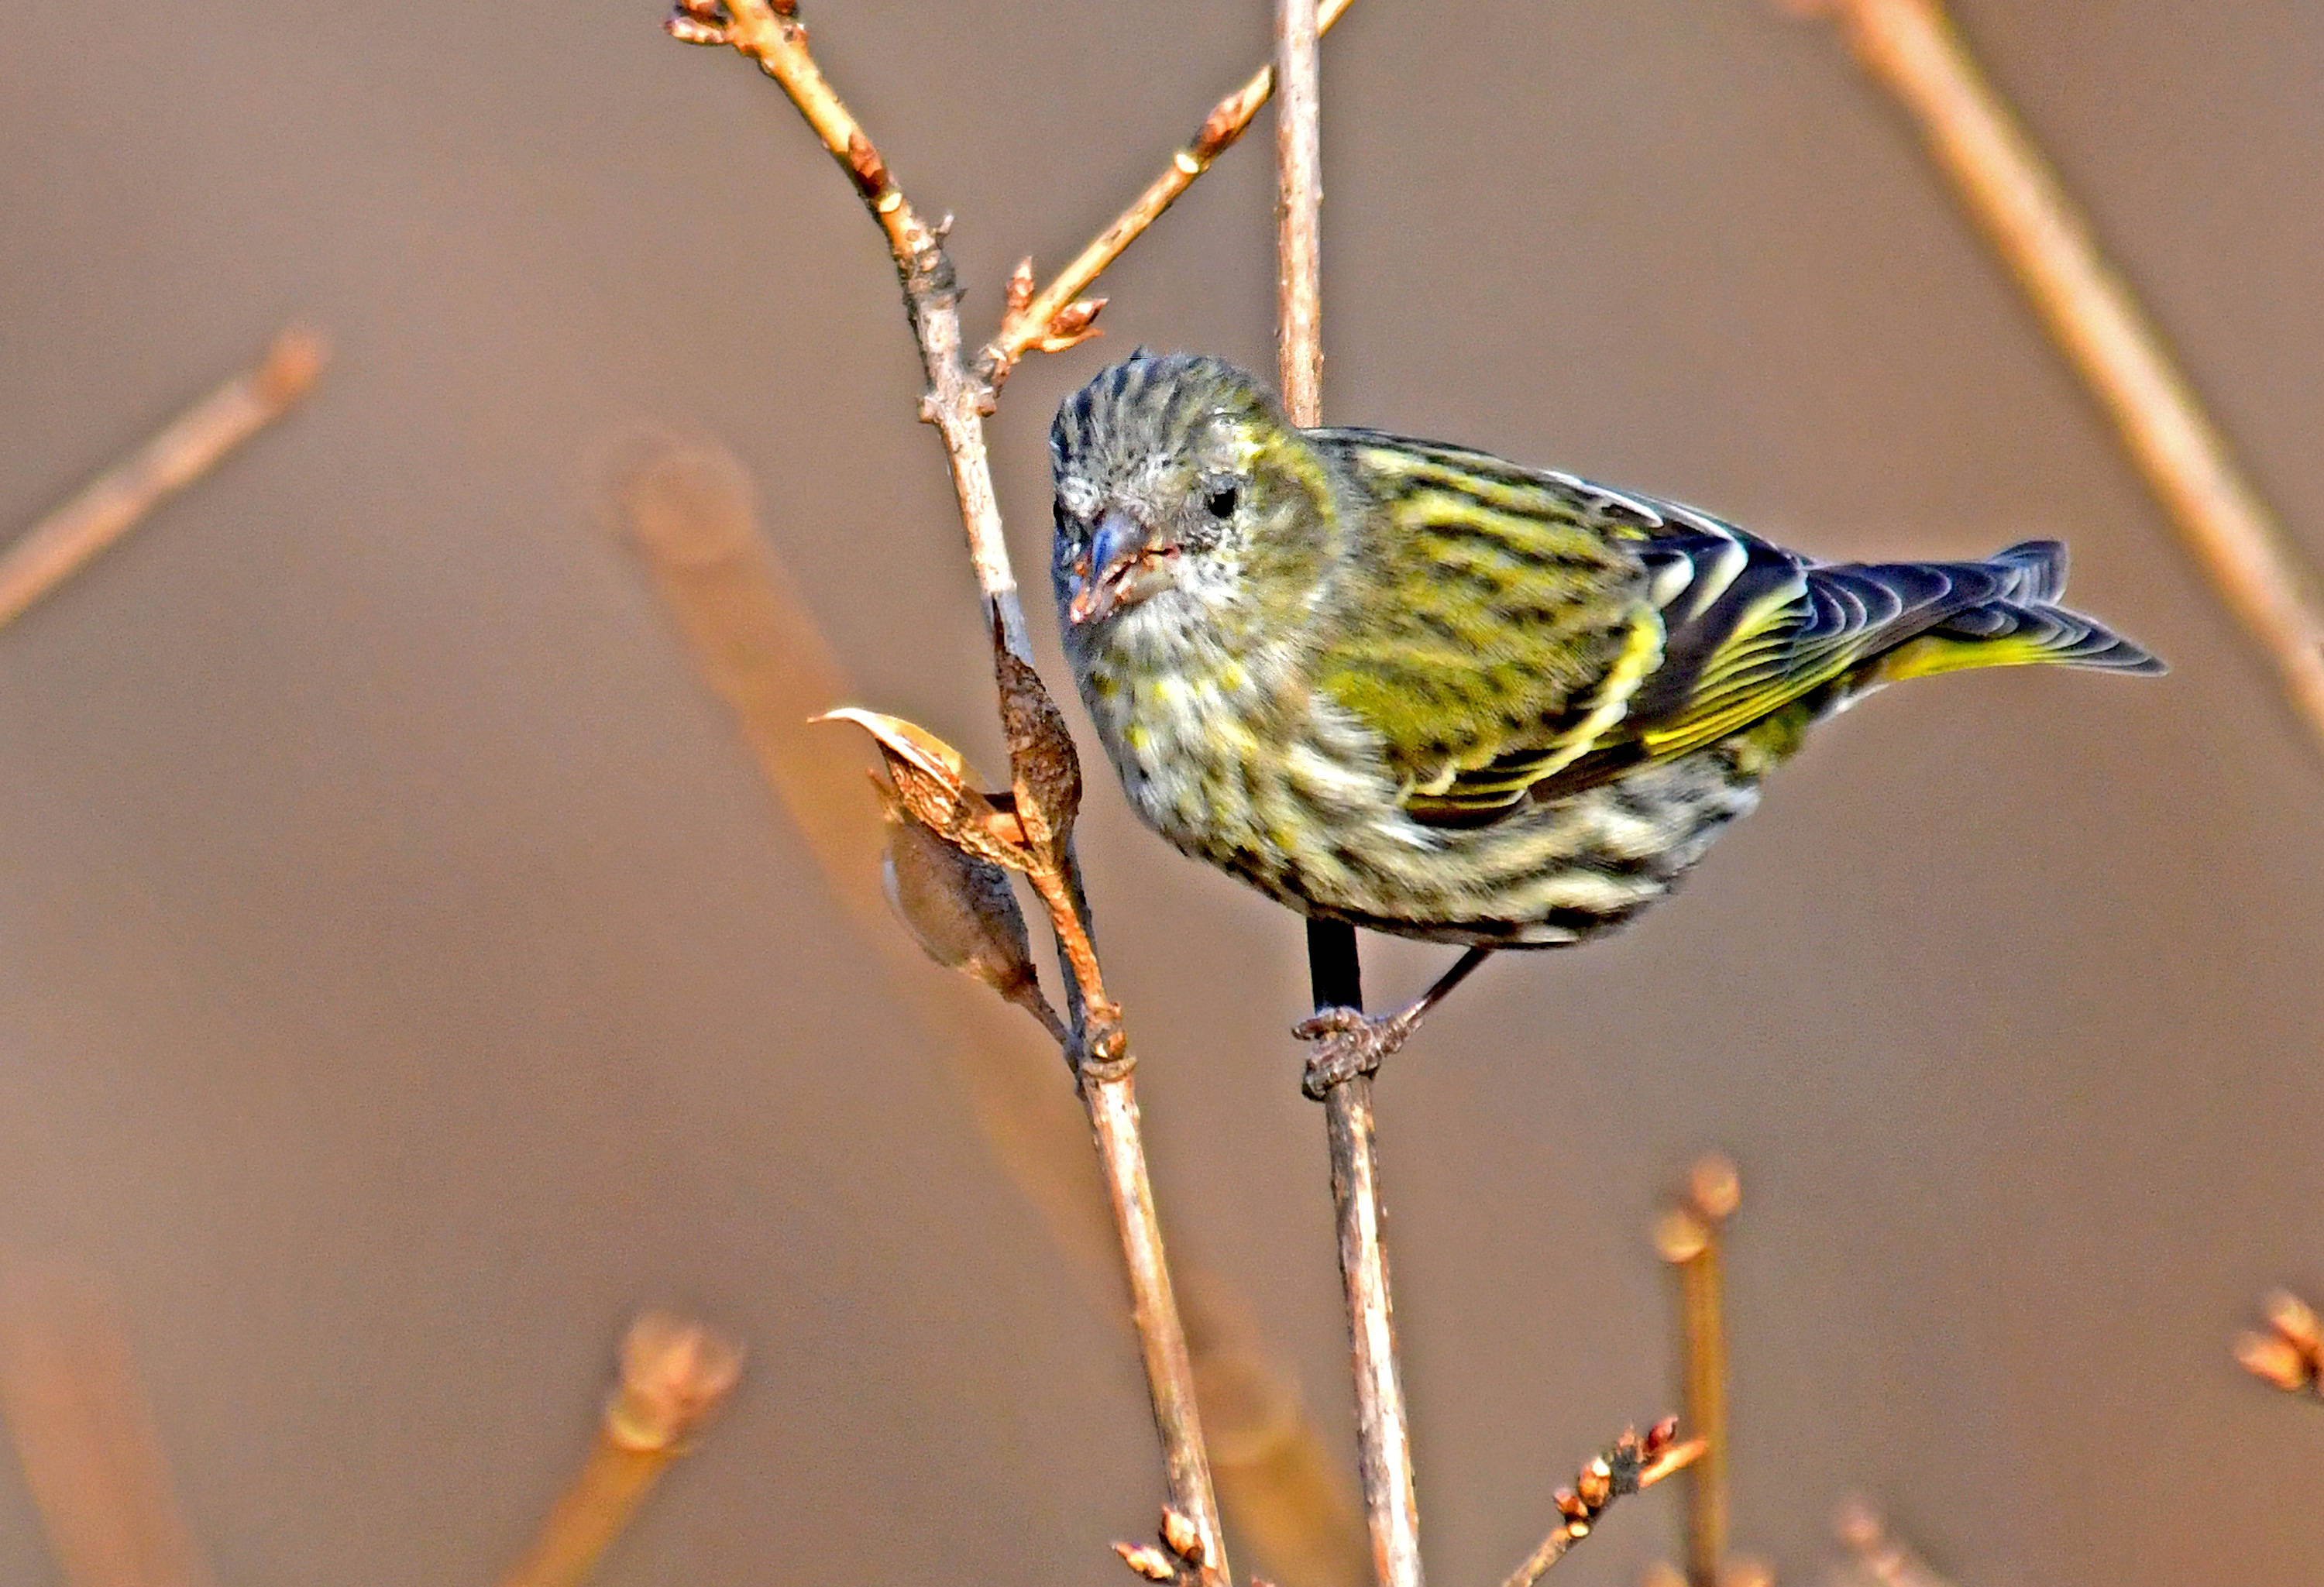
1205;484;1239;520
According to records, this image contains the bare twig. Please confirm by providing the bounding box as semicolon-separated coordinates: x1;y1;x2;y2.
1779;0;2324;757
496;1313;741;1587
1264;10;1415;1587
0;1266;215;1587
2232;1287;2324;1400
670;5;1233;1572
1655;1155;1739;1587
1497;1419;1703;1587
982;0;1357;381
1274;0;1325;430
0;325;325;632
1832;1497;1957;1587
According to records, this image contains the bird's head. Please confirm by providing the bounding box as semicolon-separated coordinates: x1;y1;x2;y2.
1050;352;1339;652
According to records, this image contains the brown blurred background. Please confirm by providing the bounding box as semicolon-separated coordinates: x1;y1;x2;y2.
3;2;2322;1582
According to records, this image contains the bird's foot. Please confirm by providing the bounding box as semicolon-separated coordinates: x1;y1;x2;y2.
1294;1005;1418;1101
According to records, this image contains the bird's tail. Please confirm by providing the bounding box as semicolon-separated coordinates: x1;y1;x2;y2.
1866;539;2166;685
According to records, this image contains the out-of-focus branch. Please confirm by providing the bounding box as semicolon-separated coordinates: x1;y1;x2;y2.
1831;1498;1957;1587
496;1313;741;1587
1496;1419;1703;1587
0;1266;215;1587
666;9;1239;1572
2232;1288;2324;1400
982;0;1356;383
1655;1155;1739;1587
0;325;325;632
1779;0;2324;757
614;440;1367;1587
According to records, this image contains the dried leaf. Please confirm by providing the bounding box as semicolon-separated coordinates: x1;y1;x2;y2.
818;708;1030;867
995;651;1081;861
879;781;1066;1042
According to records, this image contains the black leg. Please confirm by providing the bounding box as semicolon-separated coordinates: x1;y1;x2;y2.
1296;945;1493;1099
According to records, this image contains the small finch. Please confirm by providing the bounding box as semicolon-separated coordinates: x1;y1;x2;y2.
1050;352;2162;1084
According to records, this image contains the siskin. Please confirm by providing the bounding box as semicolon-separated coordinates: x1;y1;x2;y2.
1050;352;2162;1082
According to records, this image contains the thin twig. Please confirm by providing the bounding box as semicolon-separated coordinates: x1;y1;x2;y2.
496;1313;741;1587
981;0;1356;382
671;5;1232;1572
1274;0;1325;430
1654;1156;1738;1587
1267;9;1415;1587
1497;1420;1704;1587
1780;0;2324;758
0;325;325;632
0;1267;215;1587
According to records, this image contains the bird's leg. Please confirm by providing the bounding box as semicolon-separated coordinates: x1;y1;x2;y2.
1296;946;1493;1099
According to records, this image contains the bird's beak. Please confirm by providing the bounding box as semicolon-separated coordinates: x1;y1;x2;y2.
1067;507;1174;626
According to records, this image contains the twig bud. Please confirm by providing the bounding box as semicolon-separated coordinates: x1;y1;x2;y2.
1160;1506;1205;1565
1115;1542;1178;1582
1005;257;1037;318
604;1312;744;1453
2234;1329;2313;1392
1654;1207;1710;1264
1688;1153;1741;1224
2264;1288;2322;1353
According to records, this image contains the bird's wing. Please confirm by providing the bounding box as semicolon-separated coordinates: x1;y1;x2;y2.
1312;433;2040;823
1307;431;1665;820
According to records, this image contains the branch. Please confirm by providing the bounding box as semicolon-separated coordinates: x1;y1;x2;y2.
497;1313;742;1587
0;1266;215;1587
982;0;1356;382
1264;9;1417;1587
669;5;1237;1572
1497;1420;1703;1587
1779;0;2324;760
0;325;325;633
1653;1155;1738;1587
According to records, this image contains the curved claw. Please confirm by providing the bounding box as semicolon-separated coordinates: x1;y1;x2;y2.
1294;1005;1417;1100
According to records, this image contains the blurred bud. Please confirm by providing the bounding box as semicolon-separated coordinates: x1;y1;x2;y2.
2264;1289;2322;1354
1006;257;1037;317
1689;1153;1741;1223
1116;1542;1177;1582
2234;1328;2313;1392
1645;1415;1679;1455
1160;1508;1205;1565
606;1312;744;1453
1655;1207;1710;1264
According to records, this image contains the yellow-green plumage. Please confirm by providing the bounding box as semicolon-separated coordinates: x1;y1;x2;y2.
1050;353;2162;949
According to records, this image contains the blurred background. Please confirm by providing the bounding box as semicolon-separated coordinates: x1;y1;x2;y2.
2;1;2321;1582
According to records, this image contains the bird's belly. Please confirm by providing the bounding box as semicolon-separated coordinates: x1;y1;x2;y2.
1091;665;1766;947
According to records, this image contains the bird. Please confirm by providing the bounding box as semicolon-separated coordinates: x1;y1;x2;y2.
1048;351;2163;1092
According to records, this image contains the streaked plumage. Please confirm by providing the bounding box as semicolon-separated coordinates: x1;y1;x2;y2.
1050;352;2162;950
